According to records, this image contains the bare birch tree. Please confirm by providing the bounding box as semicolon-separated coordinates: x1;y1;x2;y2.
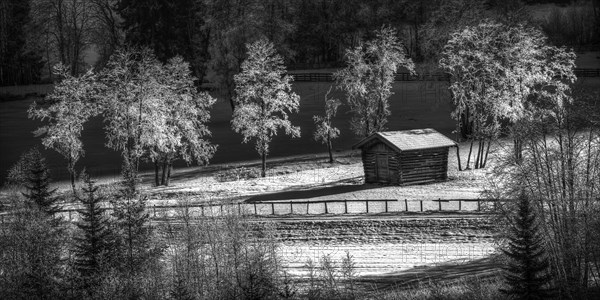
335;26;415;137
313;87;341;163
28;63;98;193
231;38;300;177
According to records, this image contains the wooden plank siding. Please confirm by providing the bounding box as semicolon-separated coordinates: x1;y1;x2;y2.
354;129;455;186
361;141;449;185
398;147;449;184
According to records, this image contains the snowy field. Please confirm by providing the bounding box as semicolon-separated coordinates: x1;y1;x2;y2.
279;241;496;276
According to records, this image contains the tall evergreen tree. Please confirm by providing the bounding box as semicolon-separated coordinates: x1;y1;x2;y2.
501;193;553;300
3;149;65;298
74;175;112;292
0;0;44;85
110;179;163;298
21;149;61;216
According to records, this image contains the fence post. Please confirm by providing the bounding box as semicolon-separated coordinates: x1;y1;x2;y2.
477;200;481;211
405;199;408;212
306;202;310;214
220;205;223;214
459;200;462;211
420;201;423;212
385;201;388;213
290;202;293;215
201;206;205;216
238;203;241;215
438;198;442;211
366;201;369;213
153;205;156;217
324;202;328;214
69;210;72;221
271;203;275;215
254;203;257;215
344;200;348;214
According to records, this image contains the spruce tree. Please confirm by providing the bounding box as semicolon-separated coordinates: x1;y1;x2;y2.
21;149;61;216
74;175;112;291
501;193;553;300
170;270;195;300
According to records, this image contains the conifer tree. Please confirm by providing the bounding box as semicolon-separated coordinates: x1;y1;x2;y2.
110;175;163;298
170;271;195;300
3;150;65;298
74;174;112;292
502;193;553;300
21;149;61;216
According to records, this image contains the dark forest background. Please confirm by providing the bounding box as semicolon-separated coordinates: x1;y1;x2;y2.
1;0;599;87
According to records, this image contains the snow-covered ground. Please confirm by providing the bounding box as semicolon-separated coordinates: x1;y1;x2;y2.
279;241;496;276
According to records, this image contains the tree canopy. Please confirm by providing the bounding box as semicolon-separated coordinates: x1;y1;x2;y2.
231;38;300;177
28;63;99;192
335;26;414;137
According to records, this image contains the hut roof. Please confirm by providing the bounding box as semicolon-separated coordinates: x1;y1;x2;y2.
353;128;457;152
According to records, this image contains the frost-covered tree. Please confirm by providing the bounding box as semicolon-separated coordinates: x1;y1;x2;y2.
335;26;415;137
440;21;576;167
148;56;217;186
231;39;300;177
313;87;341;163
97;47;165;185
98;48;217;187
28;63;98;193
206;0;296;112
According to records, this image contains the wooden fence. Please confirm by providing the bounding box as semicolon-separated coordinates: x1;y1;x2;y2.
290;72;450;82
0;198;499;224
289;68;600;82
575;68;600;77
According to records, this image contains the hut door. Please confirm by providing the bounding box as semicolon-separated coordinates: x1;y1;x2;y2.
376;154;389;183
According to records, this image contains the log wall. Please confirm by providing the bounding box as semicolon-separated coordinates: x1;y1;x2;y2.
361;141;449;185
398;147;449;184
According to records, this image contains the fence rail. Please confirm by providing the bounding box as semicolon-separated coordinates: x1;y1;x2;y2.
574;68;600;77
289;68;600;82
0;198;503;224
290;72;450;82
2;69;598;96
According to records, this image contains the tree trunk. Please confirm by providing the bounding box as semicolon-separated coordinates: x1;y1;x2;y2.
456;145;462;171
69;169;76;194
482;139;491;168
161;157;168;186
475;140;481;169
327;139;334;163
229;97;235;112
514;136;522;164
466;140;474;170
165;162;172;186
68;156;76;194
261;150;267;178
154;161;160;186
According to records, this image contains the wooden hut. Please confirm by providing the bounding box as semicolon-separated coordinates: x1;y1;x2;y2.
353;128;457;185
